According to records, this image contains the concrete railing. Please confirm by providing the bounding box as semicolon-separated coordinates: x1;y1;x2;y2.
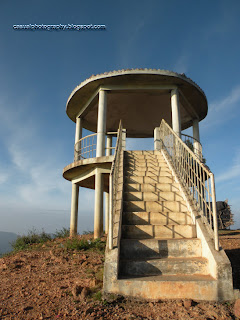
109;121;125;250
181;133;203;161
159;119;219;251
74;133;97;161
74;131;118;161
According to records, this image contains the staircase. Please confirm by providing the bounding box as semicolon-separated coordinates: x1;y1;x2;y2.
118;151;213;294
104;150;234;301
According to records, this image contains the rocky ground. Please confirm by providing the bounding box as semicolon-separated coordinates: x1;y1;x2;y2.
0;231;240;319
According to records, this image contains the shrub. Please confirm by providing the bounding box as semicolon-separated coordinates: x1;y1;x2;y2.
54;227;70;238
82;230;94;235
11;229;52;251
64;238;105;253
92;290;102;301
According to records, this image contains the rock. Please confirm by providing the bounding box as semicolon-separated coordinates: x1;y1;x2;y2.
149;302;154;307
85;307;94;315
22;306;33;311
72;285;83;298
89;278;97;287
80;287;90;300
183;300;193;309
234;299;240;318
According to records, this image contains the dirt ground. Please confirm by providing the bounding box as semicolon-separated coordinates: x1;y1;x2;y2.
0;231;240;320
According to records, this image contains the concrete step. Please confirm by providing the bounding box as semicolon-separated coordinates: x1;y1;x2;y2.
126;151;158;155
125;161;169;168
114;275;217;300
125;170;172;177
123;200;188;212
125;158;167;164
121;224;196;239
124;183;180;192
125;155;165;160
122;211;193;225
120;257;208;276
120;238;202;259
124;191;183;202
125;176;175;184
124;165;170;172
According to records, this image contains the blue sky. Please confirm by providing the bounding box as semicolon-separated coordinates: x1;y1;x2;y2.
0;0;240;235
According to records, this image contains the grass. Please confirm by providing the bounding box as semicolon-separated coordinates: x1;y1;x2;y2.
64;238;106;253
219;229;240;235
11;229;52;251
92;290;102;301
9;227;106;254
54;227;70;238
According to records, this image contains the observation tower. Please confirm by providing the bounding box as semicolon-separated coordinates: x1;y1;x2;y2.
63;69;234;301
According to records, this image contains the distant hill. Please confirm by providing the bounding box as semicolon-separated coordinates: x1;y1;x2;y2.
0;231;19;255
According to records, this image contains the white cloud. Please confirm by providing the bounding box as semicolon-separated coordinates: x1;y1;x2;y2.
173;54;189;74
0;96;68;206
202;85;240;128
0;171;8;184
203;3;239;40
215;150;240;183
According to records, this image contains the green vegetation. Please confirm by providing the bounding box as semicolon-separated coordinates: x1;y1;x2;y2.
82;230;94;235
95;268;104;281
219;229;240;235
9;227;106;254
92;290;102;301
11;229;52;251
64;238;105;253
54;227;70;238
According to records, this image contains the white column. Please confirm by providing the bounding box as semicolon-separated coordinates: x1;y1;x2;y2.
95;91;107;238
105;192;109;234
154;127;160;150
192;119;202;159
94;169;104;238
74;117;83;161
75;117;83;142
106;135;112;156
171;89;181;137
96;90;107;157
70;182;79;237
70;117;82;236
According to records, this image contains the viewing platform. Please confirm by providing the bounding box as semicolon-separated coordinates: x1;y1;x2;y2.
63;69;234;301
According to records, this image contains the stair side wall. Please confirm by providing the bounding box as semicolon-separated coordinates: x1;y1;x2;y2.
103;150;124;293
161;149;234;301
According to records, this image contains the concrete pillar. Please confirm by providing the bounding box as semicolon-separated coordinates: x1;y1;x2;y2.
96;90;107;157
70;117;82;236
94;169;104;238
154;127;160;150
106;135;112;156
105;192;109;234
75;117;83;143
74;117;83;161
171;89;181;137
70;182;79;237
192;119;202;159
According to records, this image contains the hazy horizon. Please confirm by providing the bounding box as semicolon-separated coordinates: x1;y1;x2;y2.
1;0;240;235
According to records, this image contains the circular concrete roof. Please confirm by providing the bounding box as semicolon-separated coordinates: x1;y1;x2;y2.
66;69;208;138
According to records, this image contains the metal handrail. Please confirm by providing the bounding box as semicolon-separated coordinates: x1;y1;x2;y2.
159;119;219;250
181;133;203;161
109;121;123;250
